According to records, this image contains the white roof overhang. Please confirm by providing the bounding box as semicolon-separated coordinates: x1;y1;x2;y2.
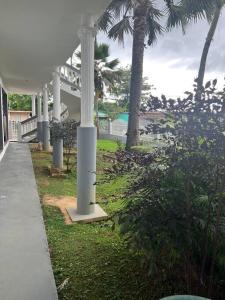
0;0;111;94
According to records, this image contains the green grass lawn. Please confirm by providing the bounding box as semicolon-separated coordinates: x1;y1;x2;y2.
31;140;163;300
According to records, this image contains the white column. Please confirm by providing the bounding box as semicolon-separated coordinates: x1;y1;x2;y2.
31;95;36;117
43;85;49;122
77;16;97;215
52;67;63;168
80;17;95;127
53;67;61;122
0;88;4;149
42;84;50;151
108;118;112;135
37;93;42;142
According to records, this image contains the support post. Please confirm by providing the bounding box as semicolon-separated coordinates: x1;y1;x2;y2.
0;88;4;150
77;17;96;215
37;93;43;143
52;67;63;169
32;95;36;117
42;84;50;151
66;16;107;223
108;118;112;135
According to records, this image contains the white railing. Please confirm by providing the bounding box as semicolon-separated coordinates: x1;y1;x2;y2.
60;64;81;91
9;120;21;141
16;103;69;141
19;116;37;139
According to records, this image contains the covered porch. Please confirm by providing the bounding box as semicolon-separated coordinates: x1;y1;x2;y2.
0;0;111;219
0;1;110;299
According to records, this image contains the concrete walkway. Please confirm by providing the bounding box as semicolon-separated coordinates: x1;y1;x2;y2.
0;143;58;300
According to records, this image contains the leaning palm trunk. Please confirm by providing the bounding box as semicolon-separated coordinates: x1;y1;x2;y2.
126;2;147;150
196;5;221;99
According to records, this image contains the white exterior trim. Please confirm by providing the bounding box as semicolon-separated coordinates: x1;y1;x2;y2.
43;84;49;122
32;95;36;117
0;76;8;94
52;67;61;122
0;140;9;163
80;16;95;127
37;93;42;122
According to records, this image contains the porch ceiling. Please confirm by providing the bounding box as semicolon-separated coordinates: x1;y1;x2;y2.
0;0;111;94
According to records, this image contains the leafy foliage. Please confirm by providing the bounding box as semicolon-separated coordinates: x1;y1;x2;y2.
76;41;120;99
99;0;164;46
111;65;154;109
98;102;125;121
51;120;79;172
9;94;32;111
107;81;225;299
76;41;121;137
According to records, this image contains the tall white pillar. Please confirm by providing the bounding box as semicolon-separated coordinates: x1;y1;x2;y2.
108;118;112;135
31;95;36;117
52;67;63;168
0;88;4;150
42;84;50;151
77;16;97;215
37;93;43;142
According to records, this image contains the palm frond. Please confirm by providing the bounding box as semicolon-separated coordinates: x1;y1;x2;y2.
98;0;134;34
146;4;164;45
108;17;133;44
166;2;188;32
166;0;222;30
97;10;114;32
95;43;110;60
146;17;164;46
105;58;120;70
108;0;134;19
102;69;122;86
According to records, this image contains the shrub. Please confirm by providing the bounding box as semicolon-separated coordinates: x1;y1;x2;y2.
51;119;79;172
108;81;225;298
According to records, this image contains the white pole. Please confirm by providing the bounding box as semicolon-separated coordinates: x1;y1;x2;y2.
53;67;61;122
42;84;50;151
80;17;95;127
31;95;36;117
108;118;112;135
52;67;63;168
37;93;42;142
43;85;49;122
77;16;97;215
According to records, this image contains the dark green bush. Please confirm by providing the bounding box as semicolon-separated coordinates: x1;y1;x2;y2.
109;81;225;298
51;119;79;172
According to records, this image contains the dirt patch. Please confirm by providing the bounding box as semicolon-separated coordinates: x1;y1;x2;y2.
43;195;76;225
41;179;50;187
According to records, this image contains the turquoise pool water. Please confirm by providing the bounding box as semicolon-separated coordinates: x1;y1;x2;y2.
117;113;129;122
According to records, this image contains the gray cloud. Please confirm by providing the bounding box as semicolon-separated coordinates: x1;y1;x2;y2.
98;9;225;74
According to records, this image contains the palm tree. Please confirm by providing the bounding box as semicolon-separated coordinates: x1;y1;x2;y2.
167;0;224;99
94;42;121;137
76;41;120;138
99;0;164;150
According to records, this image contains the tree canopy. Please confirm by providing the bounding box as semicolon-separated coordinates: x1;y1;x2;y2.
8;94;32;111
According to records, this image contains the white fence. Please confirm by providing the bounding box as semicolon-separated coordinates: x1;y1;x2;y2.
99;119;161;143
8;120;20;141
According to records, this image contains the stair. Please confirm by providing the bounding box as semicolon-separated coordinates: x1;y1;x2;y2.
17;63;81;142
18;105;69;142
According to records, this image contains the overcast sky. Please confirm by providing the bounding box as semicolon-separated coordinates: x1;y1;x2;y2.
98;9;225;98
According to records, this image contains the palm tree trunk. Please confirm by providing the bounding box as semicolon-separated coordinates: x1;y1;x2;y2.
126;1;147;150
196;6;221;99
